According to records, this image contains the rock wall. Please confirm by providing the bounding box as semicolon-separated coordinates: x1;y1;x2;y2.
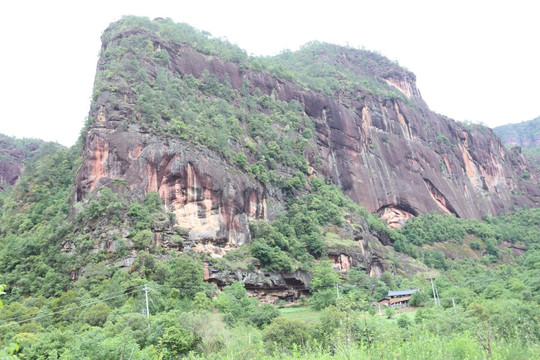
76;24;539;259
112;30;538;222
76;125;269;249
204;264;311;304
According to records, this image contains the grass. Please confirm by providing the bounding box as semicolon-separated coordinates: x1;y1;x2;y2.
279;306;321;323
323;230;361;250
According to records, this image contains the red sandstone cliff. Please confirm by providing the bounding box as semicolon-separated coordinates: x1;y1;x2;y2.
76;21;540;252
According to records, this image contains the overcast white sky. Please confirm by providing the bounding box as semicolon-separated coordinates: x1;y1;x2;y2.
1;0;539;146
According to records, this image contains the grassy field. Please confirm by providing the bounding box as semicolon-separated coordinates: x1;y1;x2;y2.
279;306;321;323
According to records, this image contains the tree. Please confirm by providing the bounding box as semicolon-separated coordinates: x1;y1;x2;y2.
215;282;257;324
159;327;199;359
310;260;340;310
132;229;153;250
83;302;112;327
193;292;212;312
409;290;429;307
144;191;163;212
0;284;19;359
311;260;340;290
168;254;205;299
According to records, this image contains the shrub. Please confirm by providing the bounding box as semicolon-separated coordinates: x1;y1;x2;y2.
262;317;311;352
132;229;153;250
233;152;248;169
397;315;411;328
248;304;280;328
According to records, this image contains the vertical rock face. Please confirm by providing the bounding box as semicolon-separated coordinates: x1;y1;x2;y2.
306;86;539;221
76;126;269;250
76;20;539;256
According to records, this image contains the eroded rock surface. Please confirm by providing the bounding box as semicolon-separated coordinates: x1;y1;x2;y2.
76;128;269;249
205;264;311;303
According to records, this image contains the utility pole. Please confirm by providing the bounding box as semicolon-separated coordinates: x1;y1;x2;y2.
336;283;340;298
435;287;441;306
144;284;150;334
144;285;150;319
430;277;437;305
452;298;455;308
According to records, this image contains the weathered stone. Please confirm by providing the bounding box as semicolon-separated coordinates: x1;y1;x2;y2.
205;264;311;303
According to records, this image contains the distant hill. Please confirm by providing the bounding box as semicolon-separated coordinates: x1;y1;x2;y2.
494;117;540;168
493;117;540;148
0;134;62;191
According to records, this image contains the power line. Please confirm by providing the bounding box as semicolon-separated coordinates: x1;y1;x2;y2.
0;280;374;329
0;284;145;324
0;287;144;329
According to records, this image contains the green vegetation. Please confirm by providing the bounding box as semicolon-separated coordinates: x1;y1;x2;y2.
391;209;540;266
250;177;389;272
1;137;537;358
0;16;538;358
259;41;408;100
93;16;315;187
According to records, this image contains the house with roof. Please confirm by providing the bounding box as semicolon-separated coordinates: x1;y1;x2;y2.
377;289;420;308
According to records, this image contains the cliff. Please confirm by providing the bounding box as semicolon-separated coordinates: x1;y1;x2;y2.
68;17;540;300
77;17;539;234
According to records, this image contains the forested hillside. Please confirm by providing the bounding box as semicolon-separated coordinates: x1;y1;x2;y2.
0;134;61;191
494;116;540;169
0;16;538;359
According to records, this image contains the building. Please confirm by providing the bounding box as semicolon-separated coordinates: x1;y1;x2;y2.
378;289;420;308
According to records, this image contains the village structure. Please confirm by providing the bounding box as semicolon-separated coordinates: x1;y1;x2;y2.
377;289;420;308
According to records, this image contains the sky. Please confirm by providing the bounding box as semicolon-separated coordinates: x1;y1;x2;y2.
1;0;539;146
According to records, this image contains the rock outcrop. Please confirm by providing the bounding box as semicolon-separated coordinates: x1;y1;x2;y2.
205;264;311;304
